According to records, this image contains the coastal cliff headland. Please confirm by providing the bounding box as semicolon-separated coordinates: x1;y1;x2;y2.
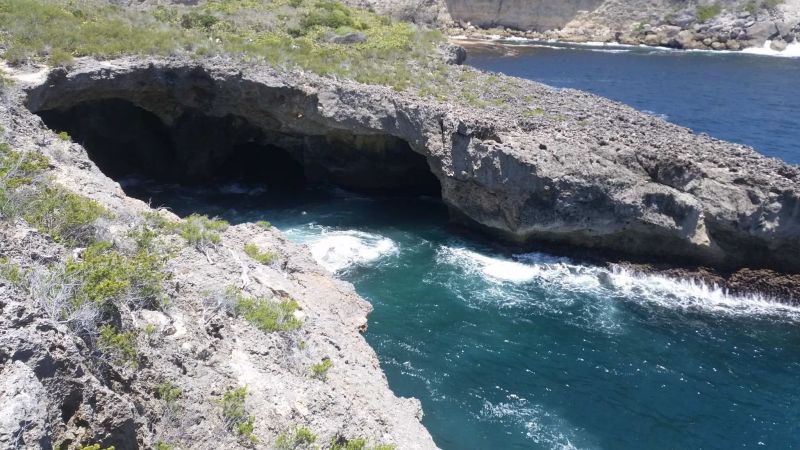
345;0;800;52
1;0;799;448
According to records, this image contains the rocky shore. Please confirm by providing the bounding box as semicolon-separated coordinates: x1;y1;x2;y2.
20;56;800;274
347;0;800;52
1;1;800;448
1;63;438;448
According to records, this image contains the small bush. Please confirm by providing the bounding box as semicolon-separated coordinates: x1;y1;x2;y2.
220;387;258;444
143;323;157;336
236;295;303;332
156;382;182;404
275;426;317;450
23;185;109;246
244;243;278;265
154;442;173;450
0;144;49;218
0;257;25;287
524;107;545;117
255;220;272;230
98;324;138;367
65;241;166;310
79;445;115;450
329;437;396;450
175;214;228;251
309;358;332;380
56;131;71;141
696;3;721;22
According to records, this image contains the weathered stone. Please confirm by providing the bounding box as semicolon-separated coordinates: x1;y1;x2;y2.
746;21;779;42
771;38;788;51
328;32;367;44
22;57;800;273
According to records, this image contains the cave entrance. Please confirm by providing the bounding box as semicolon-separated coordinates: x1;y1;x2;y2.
33;98;442;196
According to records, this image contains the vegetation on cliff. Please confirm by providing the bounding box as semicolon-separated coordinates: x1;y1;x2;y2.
0;0;444;91
0;0;532;110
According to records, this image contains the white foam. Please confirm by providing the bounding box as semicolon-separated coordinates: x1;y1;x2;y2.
481;396;583;449
642;110;669;121
456;34;800;58
288;227;398;273
437;245;800;319
437;246;543;283
740;40;800;58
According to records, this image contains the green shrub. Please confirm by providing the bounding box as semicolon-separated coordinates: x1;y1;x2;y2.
56;131;71;141
78;445;115;450
220;387;258;444
329;437;396;450
0;69;13;88
98;324;138;367
244;243;278;265
0;257;25;287
154;442;174;450
143;323;157;336
275;426;317;450
156;382;182;404
65;241;166;310
181;10;219;30
0;144;48;190
236;295;303;332
23;185;108;246
255;220;272;230
309;358;332;380
696;3;721;22
524;107;545;118
175;214;228;250
745;0;759;15
0;0;210;65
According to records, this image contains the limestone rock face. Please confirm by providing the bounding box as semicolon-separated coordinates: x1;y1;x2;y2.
440;0;605;31
0;295;142;449
23;58;800;273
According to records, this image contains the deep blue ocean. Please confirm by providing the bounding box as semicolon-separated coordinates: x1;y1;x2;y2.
127;44;800;450
466;41;800;164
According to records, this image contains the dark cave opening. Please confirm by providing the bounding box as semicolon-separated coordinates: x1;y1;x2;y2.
33;98;441;196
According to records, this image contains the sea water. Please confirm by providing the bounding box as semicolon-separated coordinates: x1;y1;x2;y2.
465;40;800;163
125;181;800;450
121;41;800;450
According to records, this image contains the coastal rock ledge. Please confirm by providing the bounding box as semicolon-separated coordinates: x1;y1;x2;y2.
23;58;800;275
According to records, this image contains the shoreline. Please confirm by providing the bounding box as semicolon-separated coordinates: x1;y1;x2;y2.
449;33;800;58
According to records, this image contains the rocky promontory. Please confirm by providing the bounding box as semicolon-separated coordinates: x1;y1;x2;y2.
347;0;800;52
2;0;800;448
23;57;800;273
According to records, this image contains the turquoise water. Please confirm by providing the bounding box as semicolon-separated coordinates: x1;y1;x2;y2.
466;41;800;163
126;181;800;450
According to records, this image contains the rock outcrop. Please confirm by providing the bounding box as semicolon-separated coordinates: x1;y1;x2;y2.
3;69;439;448
21;57;800;273
344;0;800;52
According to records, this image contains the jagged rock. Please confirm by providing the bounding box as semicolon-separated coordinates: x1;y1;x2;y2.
442;43;468;65
771;39;788;51
328;32;367;44
21;57;800;273
745;21;779;41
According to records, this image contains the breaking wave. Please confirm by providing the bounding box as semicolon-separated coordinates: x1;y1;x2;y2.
436;246;800;319
285;225;398;273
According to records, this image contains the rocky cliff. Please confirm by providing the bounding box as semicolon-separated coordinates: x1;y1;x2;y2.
23;58;800;274
1;69;438;449
347;0;800;51
0;28;797;450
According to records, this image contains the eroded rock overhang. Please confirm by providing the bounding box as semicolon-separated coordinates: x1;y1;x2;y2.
23;58;800;273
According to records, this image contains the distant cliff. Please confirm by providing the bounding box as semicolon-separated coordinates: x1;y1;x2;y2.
345;0;800;51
